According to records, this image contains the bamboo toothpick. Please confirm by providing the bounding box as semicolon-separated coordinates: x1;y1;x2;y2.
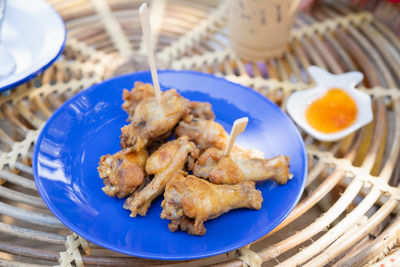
224;117;249;156
139;3;162;105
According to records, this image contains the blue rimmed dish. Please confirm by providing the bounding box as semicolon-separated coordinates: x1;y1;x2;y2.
0;0;66;92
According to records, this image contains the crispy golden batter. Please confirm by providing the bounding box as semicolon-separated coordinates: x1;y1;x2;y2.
120;89;189;152
175;118;228;152
188;101;215;120
193;147;292;185
161;175;263;235
175;118;264;159
98;150;148;198
124;136;196;217
122;81;155;120
191;147;220;178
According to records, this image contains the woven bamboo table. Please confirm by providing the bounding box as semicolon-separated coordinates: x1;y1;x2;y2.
1;0;400;266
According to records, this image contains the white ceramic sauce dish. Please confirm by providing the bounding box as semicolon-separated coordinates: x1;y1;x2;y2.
286;66;373;142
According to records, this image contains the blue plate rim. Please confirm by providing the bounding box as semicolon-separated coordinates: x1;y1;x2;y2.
33;70;307;260
0;1;67;92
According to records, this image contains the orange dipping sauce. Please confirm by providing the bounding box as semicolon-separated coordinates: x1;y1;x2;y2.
305;88;357;133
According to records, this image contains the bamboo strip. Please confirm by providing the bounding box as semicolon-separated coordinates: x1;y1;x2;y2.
292;40;312;83
284;52;302;82
0;128;14;147
0;170;37;190
372;20;400;52
1;105;29;134
0;222;66;244
15;102;43;129
31;96;53;119
13;162;33;175
0;186;45;208
0;258;48;267
0;202;64;228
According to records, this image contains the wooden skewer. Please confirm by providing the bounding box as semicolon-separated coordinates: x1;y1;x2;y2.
224;117;249;156
139;3;162;105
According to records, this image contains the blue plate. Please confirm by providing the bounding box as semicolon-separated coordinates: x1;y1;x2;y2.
33;70;307;260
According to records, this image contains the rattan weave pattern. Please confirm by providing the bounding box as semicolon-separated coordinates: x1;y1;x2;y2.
0;0;400;266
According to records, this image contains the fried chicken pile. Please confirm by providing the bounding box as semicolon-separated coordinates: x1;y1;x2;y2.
98;81;293;235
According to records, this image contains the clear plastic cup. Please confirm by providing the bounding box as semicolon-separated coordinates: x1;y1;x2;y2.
228;0;300;61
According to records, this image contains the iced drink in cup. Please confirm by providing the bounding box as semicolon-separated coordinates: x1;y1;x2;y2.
228;0;301;61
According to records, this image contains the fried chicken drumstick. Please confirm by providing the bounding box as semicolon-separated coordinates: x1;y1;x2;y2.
175;118;228;152
175;117;264;159
188;101;215;120
98;150;148;198
122;81;213;121
161;175;263;235
120;89;189;152
122;81;155;120
124;136;196;217
193;147;292;185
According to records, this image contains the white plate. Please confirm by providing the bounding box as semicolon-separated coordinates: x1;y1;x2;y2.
0;0;66;91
